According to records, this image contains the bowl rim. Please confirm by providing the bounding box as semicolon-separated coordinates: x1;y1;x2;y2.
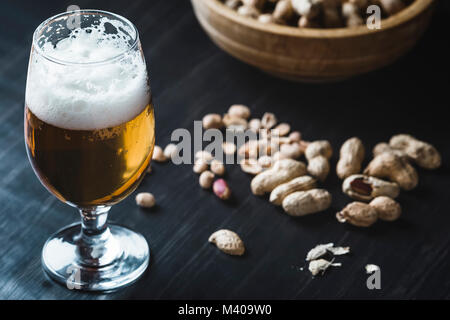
200;0;434;38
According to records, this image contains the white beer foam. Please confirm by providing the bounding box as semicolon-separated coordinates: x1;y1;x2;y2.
26;17;149;131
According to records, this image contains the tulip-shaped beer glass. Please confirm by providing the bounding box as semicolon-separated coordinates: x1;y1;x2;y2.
24;10;154;291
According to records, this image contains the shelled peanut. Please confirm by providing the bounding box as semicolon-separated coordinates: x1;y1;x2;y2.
220;0;412;29
196;104;333;216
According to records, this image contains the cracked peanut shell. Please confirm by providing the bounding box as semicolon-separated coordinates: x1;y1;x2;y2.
342;174;400;202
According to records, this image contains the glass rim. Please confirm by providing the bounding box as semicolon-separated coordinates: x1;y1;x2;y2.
32;9;140;66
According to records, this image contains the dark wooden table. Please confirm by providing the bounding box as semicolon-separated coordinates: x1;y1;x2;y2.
0;0;449;300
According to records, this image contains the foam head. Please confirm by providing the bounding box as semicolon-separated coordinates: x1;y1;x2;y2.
26;15;150;131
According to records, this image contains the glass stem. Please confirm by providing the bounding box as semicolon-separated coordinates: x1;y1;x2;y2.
76;206;121;267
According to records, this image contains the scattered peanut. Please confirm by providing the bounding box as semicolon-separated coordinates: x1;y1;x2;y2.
270;175;317;205
211;159;226;176
307;155;330;182
389;134;441;169
238;139;276;159
336;137;365;179
199;170;215;189
228;104;251;119
336;201;378;227
223;113;248;130
342;174;400;201
364;152;418;190
282;189;332;216
273;123;291;136
209;229;245;256
261;112;277;129
195;150;213;162
202;113;223;129
288;131;301;143
373;142;409;160
164;143;177;160
251;159;307;195
370;196;401;221
135;192;156;208
249;118;262;132
222;141;237;155
257;155;273;168
305;140;332;181
271;151;290;161
213;179;231;200
240;158;264;175
193;158;209;174
280;142;303;159
152;145;167;162
305;140;333;160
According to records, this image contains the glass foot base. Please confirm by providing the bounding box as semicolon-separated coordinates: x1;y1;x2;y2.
42;222;149;292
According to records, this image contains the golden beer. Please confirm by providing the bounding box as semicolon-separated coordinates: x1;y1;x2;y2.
25;103;155;207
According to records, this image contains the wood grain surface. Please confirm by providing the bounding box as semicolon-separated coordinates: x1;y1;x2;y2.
0;0;449;300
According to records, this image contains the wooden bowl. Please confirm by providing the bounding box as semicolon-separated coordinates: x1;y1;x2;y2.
191;0;434;82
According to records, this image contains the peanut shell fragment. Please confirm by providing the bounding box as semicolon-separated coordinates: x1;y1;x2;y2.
208;229;245;256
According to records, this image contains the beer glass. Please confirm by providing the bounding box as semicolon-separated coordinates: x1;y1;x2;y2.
24;10;155;291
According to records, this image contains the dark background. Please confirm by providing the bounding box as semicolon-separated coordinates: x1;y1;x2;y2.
0;0;449;299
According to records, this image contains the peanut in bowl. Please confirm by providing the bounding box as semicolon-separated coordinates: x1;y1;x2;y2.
191;0;435;82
